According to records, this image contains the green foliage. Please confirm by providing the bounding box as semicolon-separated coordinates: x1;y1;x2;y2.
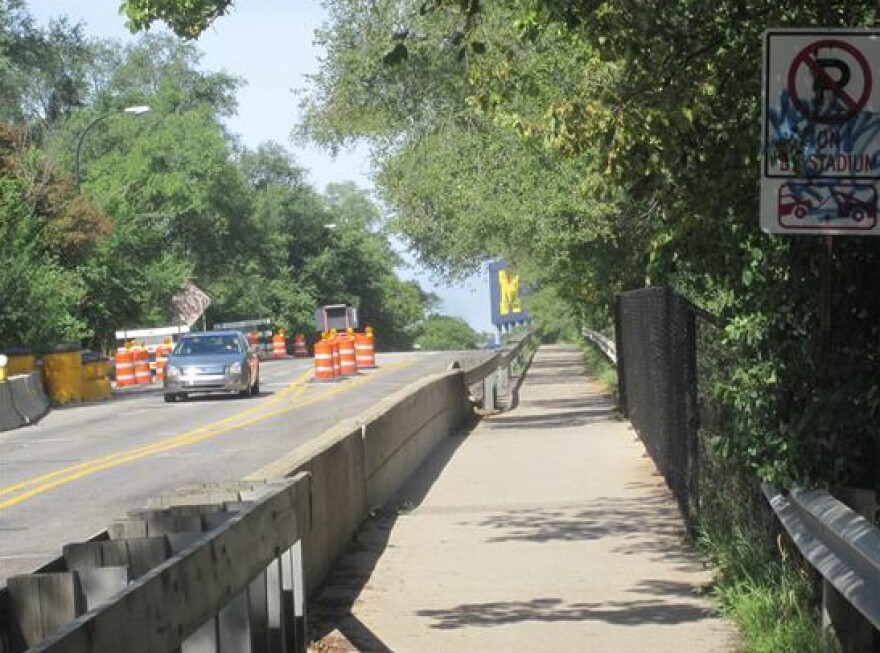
523;286;581;343
0;170;88;348
120;0;231;38
580;340;617;396
0;11;434;353
717;577;839;653
301;0;879;489
415;314;479;351
0;1;103;133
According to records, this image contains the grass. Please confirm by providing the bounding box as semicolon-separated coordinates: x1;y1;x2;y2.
579;338;618;395
696;447;841;653
703;545;840;653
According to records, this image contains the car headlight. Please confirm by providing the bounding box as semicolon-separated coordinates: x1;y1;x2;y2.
228;362;242;375
166;365;182;380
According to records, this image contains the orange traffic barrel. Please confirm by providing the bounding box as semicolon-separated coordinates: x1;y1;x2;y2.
313;340;335;382
272;332;286;358
331;338;341;377
293;334;308;357
154;344;169;382
134;346;151;384
338;335;357;375
115;348;136;387
355;332;376;369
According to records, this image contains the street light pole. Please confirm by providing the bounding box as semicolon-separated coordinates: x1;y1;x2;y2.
75;105;150;188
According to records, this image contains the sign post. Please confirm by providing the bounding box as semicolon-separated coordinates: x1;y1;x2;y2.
762;30;879;235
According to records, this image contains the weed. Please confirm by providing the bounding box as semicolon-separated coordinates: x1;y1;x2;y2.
579;338;618;394
697;445;840;653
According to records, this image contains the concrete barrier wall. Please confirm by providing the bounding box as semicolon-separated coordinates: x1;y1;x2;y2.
1;373;50;432
269;420;370;594
10;372;50;425
246;369;472;595
363;372;470;508
0;381;25;432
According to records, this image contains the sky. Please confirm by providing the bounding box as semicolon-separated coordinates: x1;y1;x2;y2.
27;0;496;334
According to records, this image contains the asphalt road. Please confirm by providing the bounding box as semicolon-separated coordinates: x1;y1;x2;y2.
0;350;488;584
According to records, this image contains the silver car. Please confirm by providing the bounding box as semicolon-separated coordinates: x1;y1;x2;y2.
163;330;260;402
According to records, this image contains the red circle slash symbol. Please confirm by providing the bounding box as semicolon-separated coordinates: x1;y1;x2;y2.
787;39;872;124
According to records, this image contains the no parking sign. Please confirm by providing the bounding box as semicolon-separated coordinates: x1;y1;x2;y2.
761;30;880;234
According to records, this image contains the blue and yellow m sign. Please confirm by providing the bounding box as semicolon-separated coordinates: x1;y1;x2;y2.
489;260;529;327
498;269;522;316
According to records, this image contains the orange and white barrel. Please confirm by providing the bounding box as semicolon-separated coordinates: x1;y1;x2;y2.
154;344;169;382
355;332;376;369
293;334;308;357
339;335;357;375
272;332;287;358
313;340;335;382
114;349;136;387
331;338;341;377
134;346;152;384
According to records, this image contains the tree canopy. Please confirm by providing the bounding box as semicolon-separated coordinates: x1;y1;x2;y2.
415;314;479;351
0;6;437;354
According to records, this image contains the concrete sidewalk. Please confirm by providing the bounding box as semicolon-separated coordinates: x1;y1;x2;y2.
310;344;737;652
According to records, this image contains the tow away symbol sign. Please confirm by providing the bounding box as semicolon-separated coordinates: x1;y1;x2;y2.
762;30;880;235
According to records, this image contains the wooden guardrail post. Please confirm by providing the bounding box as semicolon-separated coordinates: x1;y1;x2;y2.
3;476;311;653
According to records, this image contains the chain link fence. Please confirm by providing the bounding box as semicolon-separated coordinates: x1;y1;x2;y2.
614;287;702;525
614;286;781;540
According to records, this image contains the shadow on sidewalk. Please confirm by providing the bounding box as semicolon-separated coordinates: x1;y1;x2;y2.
470;493;686;546
415;596;714;630
526;395;612;411
484;406;616;429
468;493;704;574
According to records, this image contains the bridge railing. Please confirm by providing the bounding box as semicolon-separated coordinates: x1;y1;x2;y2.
763;485;880;651
581;328;616;364
2;475;312;653
462;331;535;411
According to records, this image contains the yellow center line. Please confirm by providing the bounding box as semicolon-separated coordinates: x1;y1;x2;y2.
0;358;417;511
0;367;314;499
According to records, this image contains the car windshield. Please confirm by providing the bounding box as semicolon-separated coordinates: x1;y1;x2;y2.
174;335;242;356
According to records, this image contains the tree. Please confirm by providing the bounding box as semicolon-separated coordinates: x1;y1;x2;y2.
415;314;478;351
1;12;438;355
1;2;106;135
121;0;232;38
304;182;433;349
0;124;110;348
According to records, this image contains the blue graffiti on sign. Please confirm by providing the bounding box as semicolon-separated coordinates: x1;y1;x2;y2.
768;90;880;178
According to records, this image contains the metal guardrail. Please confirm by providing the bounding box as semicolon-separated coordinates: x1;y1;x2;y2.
2;475;312;653
462;332;534;388
763;484;880;639
581;328;617;364
460;332;535;412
